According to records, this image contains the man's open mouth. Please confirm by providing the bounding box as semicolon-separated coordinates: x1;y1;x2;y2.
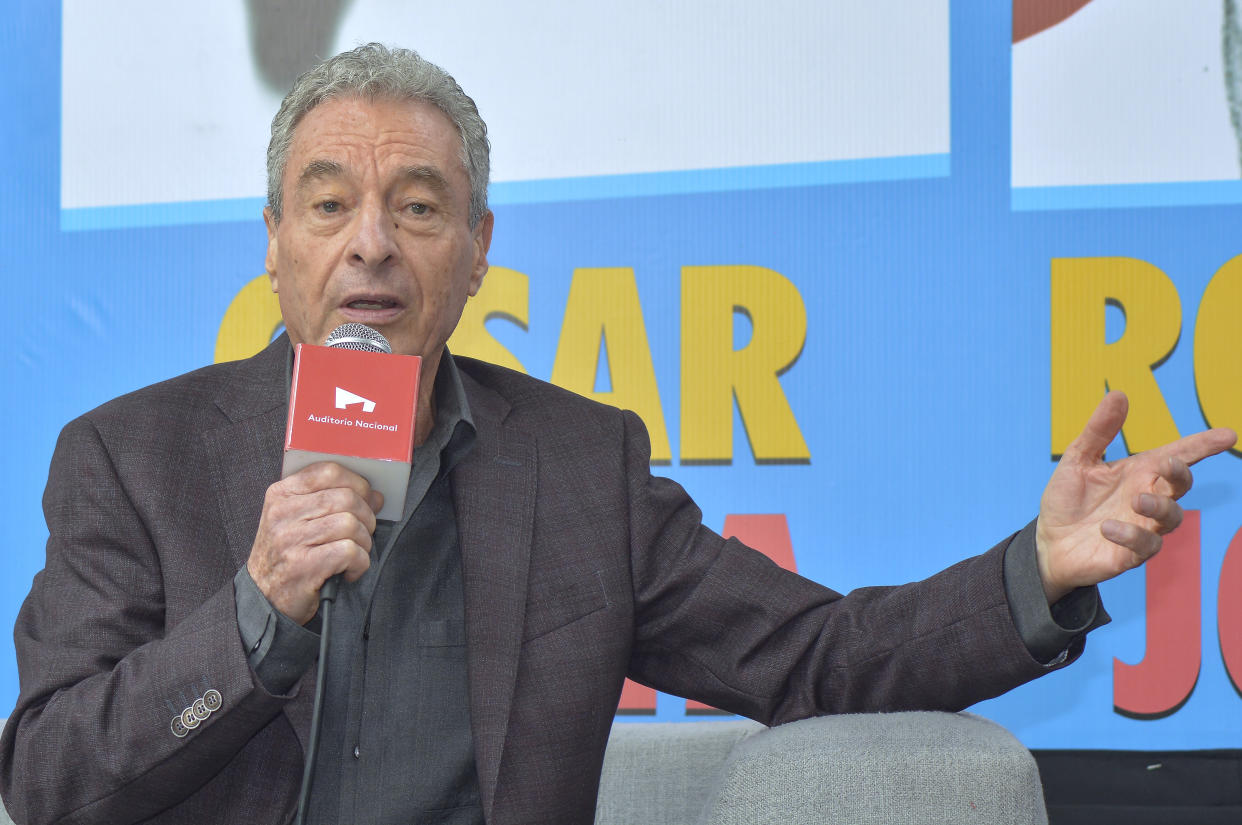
345;298;399;310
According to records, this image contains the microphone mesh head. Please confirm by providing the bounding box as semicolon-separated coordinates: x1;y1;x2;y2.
323;323;393;354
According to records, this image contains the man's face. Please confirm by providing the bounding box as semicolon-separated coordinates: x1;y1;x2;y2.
264;96;493;361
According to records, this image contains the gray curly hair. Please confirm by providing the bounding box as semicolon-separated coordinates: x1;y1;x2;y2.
266;43;490;227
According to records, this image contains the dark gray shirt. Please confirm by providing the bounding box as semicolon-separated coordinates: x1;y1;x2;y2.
235;353;480;824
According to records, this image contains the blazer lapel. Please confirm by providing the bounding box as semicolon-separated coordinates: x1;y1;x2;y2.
202;404;285;570
201;336;289;570
199;337;318;751
453;370;537;820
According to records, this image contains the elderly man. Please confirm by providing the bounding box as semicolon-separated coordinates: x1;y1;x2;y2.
0;43;1234;825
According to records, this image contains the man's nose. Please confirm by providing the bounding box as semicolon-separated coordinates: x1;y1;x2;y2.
346;201;398;268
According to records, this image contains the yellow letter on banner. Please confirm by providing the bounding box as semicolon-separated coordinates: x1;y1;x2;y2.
550;268;672;463
215;274;283;363
681;265;809;464
447;266;529;373
1194;254;1242;435
1050;257;1181;456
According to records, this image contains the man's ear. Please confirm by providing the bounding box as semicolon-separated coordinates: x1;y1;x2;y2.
263;207;279;292
468;210;495;297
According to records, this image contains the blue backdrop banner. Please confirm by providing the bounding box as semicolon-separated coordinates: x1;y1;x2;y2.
3;1;1242;751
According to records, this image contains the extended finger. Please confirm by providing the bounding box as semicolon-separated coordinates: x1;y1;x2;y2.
1150;427;1237;468
1132;492;1184;534
1100;518;1163;564
1062;392;1128;464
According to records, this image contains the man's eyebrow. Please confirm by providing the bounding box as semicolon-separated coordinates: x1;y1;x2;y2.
400;165;449;191
296;159;346;189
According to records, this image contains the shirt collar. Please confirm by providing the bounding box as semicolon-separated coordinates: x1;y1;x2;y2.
422;349;476;475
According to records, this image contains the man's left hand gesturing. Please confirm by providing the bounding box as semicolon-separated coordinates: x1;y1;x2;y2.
1036;391;1236;603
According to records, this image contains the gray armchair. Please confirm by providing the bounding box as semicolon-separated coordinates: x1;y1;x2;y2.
0;713;1047;824
595;712;1048;824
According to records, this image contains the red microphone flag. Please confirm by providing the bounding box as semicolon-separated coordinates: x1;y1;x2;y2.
283;343;422;521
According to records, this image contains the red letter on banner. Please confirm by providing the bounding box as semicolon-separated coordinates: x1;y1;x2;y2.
1113;511;1201;718
616;678;657;715
720;513;798;573
687;514;798;714
1218;526;1242;697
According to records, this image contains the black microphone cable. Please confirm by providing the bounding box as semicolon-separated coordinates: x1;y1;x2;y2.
293;574;341;825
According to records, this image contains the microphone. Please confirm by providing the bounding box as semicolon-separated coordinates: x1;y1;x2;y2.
282;323;423;597
288;321;413;825
323;322;392;353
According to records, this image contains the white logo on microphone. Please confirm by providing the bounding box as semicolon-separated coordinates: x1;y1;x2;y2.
335;387;376;413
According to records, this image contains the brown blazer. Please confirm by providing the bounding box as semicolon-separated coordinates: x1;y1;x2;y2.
0;337;1052;824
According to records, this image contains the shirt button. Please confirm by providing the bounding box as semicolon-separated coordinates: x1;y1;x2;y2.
353;745;360;759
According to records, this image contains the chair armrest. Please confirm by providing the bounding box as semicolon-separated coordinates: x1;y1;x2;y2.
596;720;763;825
699;712;1047;825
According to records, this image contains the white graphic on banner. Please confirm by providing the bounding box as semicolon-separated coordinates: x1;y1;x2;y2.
1013;0;1240;188
62;0;948;217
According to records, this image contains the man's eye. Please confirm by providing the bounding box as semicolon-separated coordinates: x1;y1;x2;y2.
318;201;340;214
407;202;428;216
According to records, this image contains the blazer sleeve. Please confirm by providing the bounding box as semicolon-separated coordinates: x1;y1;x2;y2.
0;416;296;825
618;409;1068;725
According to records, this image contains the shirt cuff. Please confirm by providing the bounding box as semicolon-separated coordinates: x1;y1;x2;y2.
233;565;319;695
1002;519;1111;665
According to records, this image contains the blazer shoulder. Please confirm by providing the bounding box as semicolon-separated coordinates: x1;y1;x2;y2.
73;339;286;440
